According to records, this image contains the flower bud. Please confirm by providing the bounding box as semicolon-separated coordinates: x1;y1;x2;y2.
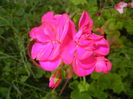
49;70;62;88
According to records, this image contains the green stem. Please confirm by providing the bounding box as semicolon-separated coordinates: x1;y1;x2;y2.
83;77;86;84
59;79;69;96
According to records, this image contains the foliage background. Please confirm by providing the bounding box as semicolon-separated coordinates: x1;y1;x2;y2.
0;0;133;99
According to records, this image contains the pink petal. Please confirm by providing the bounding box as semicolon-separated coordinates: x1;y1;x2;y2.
69;20;76;37
78;56;96;70
61;40;76;64
48;43;60;60
94;57;112;73
79;11;92;28
61;20;76;64
56;14;70;42
53;78;62;88
31;43;42;59
78;35;94;50
105;58;112;73
78;11;93;34
89;33;103;40
41;11;54;23
74;29;83;42
29;25;50;43
31;42;53;61
72;57;95;77
76;47;96;69
93;37;110;56
39;58;62;71
114;2;127;14
76;47;93;60
95;60;106;73
117;8;124;14
43;23;57;40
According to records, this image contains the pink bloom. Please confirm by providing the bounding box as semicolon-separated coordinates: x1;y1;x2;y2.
49;70;62;88
30;12;75;71
114;2;127;14
71;11;110;77
94;56;112;73
29;11;111;78
70;11;111;76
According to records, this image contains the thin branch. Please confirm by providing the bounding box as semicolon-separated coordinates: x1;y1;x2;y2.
59;79;69;96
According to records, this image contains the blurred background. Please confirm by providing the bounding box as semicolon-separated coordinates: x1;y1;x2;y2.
0;0;133;99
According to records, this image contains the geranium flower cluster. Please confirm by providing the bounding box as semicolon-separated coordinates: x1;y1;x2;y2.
114;0;133;14
29;11;112;88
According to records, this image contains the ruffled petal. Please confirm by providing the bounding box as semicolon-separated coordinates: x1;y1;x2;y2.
78;11;93;34
56;14;70;42
93;38;110;56
43;23;57;40
89;33;103;40
61;20;76;64
79;11;92;28
39;58;62;71
31;43;53;61
78;36;94;50
105;58;112;73
61;41;76;64
31;42;43;59
74;29;82;42
95;60;106;73
72;57;95;77
41;11;54;23
29;25;50;43
78;56;96;70
76;47;92;60
48;43;60;60
94;57;112;73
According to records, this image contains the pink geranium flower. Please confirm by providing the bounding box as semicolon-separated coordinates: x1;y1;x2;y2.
71;11;110;77
114;2;127;14
49;70;62;88
30;12;75;71
29;11;111;79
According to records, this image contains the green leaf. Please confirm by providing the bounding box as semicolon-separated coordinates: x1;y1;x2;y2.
42;91;58;99
98;73;124;94
70;0;87;5
79;92;92;99
71;90;92;99
78;81;89;92
0;87;8;97
69;80;79;90
124;19;133;34
71;90;80;99
91;72;104;80
20;76;28;82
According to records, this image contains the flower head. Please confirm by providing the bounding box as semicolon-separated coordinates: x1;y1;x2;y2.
114;2;127;14
29;11;112;87
71;11;110;77
30;12;75;71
